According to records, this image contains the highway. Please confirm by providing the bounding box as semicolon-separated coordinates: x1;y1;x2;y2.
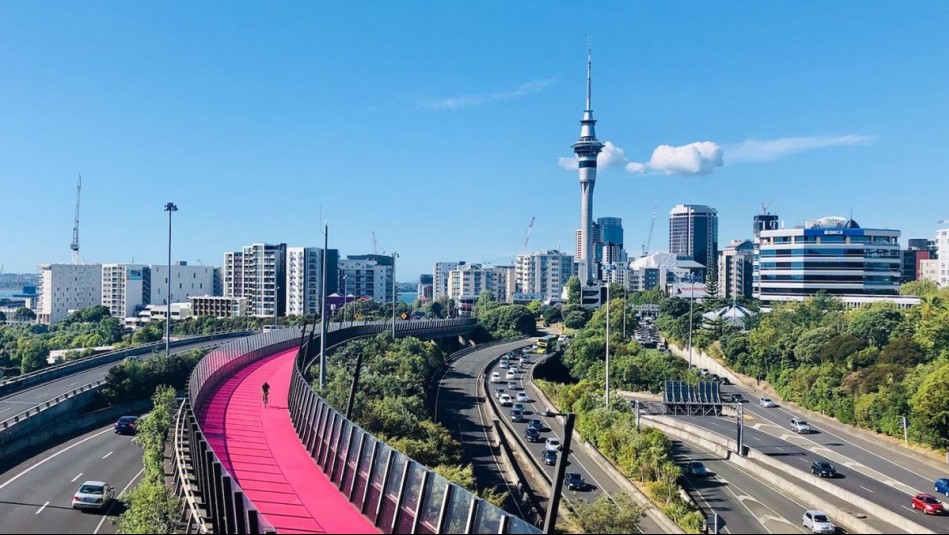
0;423;144;534
0;339;227;421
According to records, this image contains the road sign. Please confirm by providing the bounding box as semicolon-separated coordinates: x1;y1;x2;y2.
401;312;408;320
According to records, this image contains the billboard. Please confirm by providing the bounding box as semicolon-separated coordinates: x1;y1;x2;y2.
127;269;144;281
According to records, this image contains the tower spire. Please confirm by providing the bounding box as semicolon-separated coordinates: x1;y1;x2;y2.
586;34;592;112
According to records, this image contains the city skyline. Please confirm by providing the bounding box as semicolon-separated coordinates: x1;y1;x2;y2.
3;3;949;278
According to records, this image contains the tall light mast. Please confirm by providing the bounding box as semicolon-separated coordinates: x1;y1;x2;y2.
70;175;82;263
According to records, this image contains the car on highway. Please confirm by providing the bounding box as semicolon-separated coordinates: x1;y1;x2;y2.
811;460;837;478
791;418;812;434
510;365;522;374
505;370;516;380
495;388;506;400
731;393;745;403
511;408;525;422
512;403;525;413
540;407;555;417
688;461;711;477
516;392;529;402
759;397;776;408
528;419;544;432
525;427;542;442
545;437;561;452
114;415;139;435
491;372;501;383
508;381;519;390
565;472;587;491
499;394;513;406
543;449;557;466
935;478;949;496
499;359;509;369
912;493;945;515
72;481;115;510
720;376;731;385
802;510;835;534
519;355;530;365
699;368;710;376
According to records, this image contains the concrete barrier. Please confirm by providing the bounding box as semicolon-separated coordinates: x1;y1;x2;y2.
0;380;104;444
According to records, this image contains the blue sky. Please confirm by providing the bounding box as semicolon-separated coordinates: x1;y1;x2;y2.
2;2;948;279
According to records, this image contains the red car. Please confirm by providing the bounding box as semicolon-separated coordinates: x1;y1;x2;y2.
912;493;945;515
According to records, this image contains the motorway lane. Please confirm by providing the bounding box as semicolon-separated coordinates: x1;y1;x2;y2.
684;413;941;533
0;339;226;420
0;424;144;534
672;440;808;535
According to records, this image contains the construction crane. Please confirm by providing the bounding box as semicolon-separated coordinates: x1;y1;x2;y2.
761;196;777;214
70;174;82;263
523;216;536;248
641;207;657;257
372;231;378;255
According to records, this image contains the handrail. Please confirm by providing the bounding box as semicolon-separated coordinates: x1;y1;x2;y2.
173;399;209;534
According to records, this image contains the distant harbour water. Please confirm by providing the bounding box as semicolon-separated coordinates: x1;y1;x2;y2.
0;290;17;299
398;291;417;305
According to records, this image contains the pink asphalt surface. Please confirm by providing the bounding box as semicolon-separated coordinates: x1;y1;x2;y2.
198;348;378;534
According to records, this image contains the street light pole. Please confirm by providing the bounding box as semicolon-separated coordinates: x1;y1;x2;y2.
391;252;399;339
623;268;628;340
688;273;694;370
319;222;328;390
343;275;349;324
605;281;611;408
163;202;177;359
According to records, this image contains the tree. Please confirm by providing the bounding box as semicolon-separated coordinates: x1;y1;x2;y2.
526;300;543;317
566;276;581;305
17;338;49;374
879;337;928;367
572;492;642;534
474;290;498;318
901;279;939;296
564;311;587;329
704;265;720;299
13;307;35;322
911;363;949;448
541;305;562;326
848;304;902;348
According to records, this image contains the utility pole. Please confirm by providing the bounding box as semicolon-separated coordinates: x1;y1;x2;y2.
392;252;399;339
688;273;695;370
319;223;328;390
736;403;745;455
901;415;909;448
163;202;178;358
605;282;611;408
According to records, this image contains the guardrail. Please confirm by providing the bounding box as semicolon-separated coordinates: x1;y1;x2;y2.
0;330;253;398
0;378;104;437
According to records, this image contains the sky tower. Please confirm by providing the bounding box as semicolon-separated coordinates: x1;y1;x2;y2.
572;41;604;285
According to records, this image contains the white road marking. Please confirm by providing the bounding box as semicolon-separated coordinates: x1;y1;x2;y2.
0;408;10;414
71;473;83;483
860;485;875;493
102;451;113;460
35;501;49;515
35;393;47;399
94;467;145;534
0;428;113;490
775;447;785;452
752;436;762;442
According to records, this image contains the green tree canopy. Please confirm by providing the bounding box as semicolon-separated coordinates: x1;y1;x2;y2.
13;307;35;322
566;276;581;305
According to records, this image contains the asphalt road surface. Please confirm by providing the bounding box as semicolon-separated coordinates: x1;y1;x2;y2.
0;424;144;534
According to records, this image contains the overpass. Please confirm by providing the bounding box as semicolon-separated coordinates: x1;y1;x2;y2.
172;319;543;534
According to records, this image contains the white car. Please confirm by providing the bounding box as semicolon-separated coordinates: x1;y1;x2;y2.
791;418;812;434
499;359;509;369
760;397;775;408
72;480;115;510
802;510;835;534
499;394;513;406
495;388;506;400
490;372;501;383
505;370;516;380
508;381;518;390
516;392;529;402
545;437;561;452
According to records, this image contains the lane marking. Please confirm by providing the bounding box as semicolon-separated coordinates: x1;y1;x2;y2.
0;428;113;491
94;467;145;534
35;501;49;515
71;473;83;483
35;393;47;399
102;451;113;460
860;485;875;493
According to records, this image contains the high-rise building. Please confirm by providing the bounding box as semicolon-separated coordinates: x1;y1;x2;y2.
339;256;393;303
223;252;244;298
150;262;215;307
902;239;934;283
937;228;949;287
212;267;223;296
433;261;464;300
515;250;575;304
572;45;604;285
446;264;514;305
752;212;780;297
669;204;719;280
101;264;151;319
189;295;250;318
286;247;322;316
718;240;754;300
417;274;434;302
36;263;103;324
223;244;287;317
755;216;902;304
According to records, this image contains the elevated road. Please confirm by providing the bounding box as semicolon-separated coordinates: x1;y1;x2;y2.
0;423;144;534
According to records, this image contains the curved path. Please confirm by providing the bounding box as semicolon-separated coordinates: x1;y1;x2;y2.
197;348;377;535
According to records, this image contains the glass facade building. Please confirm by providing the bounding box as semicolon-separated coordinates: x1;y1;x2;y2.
669;204;718;281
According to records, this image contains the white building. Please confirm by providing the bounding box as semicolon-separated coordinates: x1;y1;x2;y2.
36;263;103;324
514;250;575;304
223;244;287;317
136;302;192;323
286;247;323;316
755;217;902;304
339;257;393;303
937;228;949;287
616;253;704;293
719;240;754;300
447;264;514;304
433;261;463;301
223;252;244;298
150;262;215;307
189;295;250;318
101;264;150;319
920;258;940;285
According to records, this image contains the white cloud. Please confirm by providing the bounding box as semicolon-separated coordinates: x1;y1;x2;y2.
632;141;724;176
557;141;629;170
727;134;873;162
420;79;555;111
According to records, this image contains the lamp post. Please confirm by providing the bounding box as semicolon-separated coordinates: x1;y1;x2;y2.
342;275;349;323
605;280;611;408
623;266;628;340
391;252;399;339
687;273;695;370
163;202;177;358
319;222;328;390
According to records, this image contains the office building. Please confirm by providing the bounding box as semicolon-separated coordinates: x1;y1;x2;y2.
223;244;287;317
514;250;575;304
752;212;780;297
433;261;464;300
669;204;719;280
614;253;705;293
101;264;151;319
213;267;223;296
223;252;244;298
417;274;434;302
596;217;624;263
902;240;933;283
286;247;338;316
938;228;949;287
920;258;940;285
754;216;902;304
339;256;393;303
572;46;605;285
150;262;215;307
190;295;250;318
36;263;103;324
719;240;754;300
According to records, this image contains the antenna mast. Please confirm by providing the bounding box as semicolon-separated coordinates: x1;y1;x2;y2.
70;174;82;263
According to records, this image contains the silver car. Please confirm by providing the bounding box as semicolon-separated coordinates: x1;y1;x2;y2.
72;480;114;510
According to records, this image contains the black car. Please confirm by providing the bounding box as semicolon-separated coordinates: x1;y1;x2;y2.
720;377;731;385
731;393;745;403
528;419;544;432
688;461;711;477
525;427;542;442
811;460;837;478
543;450;557;466
114;416;138;435
565;472;587;491
511;409;525;423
